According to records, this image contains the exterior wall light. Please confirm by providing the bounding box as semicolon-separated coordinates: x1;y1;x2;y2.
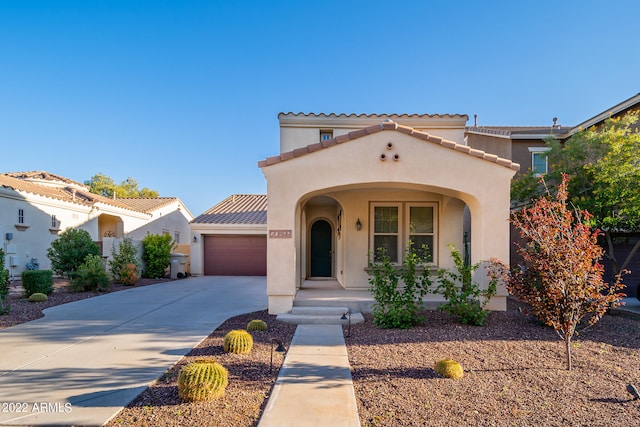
356;218;362;230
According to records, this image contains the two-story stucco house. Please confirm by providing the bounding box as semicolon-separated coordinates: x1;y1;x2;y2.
257;113;518;314
0;171;194;279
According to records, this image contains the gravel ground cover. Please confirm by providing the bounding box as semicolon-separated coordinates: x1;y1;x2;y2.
2;280;639;426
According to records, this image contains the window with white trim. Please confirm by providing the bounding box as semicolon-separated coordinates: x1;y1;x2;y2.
371;202;437;264
174;232;180;244
320;130;333;141
529;147;550;176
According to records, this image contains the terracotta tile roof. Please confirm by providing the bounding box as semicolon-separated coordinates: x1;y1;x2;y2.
465;126;572;138
259;120;520;171
5;171;86;187
192;194;267;225
118;197;180;213
279;112;468;120
0;172;149;212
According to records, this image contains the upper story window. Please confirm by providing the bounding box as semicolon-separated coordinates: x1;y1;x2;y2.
320;130;333;141
174;232;180;244
18;208;24;224
51;214;58;228
529;147;551;176
371;202;437;264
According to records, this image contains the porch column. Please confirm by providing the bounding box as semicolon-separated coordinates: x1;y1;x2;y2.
265;188;299;314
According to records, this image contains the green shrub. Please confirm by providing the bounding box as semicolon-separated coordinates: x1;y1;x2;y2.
47;228;100;278
432;245;497;326
368;244;431;329
223;329;253;354
28;293;48;302
435;359;464;379
22;270;54;297
0;249;10;314
178;358;228;402
246;319;268;331
141;233;173;278
109;238;140;284
71;255;110;292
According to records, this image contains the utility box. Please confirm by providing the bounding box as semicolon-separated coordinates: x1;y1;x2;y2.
9;255;19;267
169;253;188;279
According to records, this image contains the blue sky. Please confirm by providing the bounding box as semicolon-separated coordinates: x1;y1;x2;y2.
1;1;638;216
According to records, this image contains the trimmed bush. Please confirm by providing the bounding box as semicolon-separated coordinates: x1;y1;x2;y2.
142;233;173;278
47;228;100;278
28;293;48;302
119;263;138;286
223;330;253;354
71;255;110;292
109;238;140;285
22;270;54;297
246;319;267;331
435;359;464;379
178;359;228;402
0;249;9;314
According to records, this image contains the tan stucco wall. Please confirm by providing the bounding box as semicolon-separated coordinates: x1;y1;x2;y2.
279;114;469;153
262;129;516;314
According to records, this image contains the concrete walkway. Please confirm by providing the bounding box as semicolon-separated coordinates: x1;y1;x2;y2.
258;324;361;427
0;276;267;426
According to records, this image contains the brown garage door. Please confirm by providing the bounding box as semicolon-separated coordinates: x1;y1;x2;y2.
204;235;267;276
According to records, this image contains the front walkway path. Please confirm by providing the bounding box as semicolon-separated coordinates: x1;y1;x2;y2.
0;276;266;426
258;324;361;427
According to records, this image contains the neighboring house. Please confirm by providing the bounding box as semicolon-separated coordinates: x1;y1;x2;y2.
0;171;193;278
255;113;518;314
190;194;267;276
466;93;640;293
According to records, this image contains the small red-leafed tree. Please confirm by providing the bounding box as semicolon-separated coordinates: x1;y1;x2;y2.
491;174;626;370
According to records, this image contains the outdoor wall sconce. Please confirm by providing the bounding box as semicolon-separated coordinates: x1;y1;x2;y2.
356;218;362;230
193;235;198;243
270;338;287;373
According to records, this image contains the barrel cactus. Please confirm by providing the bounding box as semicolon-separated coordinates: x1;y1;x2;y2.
28;292;48;302
246;319;267;331
223;329;253;354
435;359;464;379
178;359;228;402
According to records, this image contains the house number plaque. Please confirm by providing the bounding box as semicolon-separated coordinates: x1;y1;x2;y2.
269;230;292;239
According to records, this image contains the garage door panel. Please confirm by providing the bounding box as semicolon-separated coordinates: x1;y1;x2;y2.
204;235;266;276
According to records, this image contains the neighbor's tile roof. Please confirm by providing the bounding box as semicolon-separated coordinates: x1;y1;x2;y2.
0;172;168;213
258;120;520;171
192;194;267;225
118;197;180;213
4;171;86;187
465;126;573;138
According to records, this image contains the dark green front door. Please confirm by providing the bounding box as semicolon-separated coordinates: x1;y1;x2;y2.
310;220;332;277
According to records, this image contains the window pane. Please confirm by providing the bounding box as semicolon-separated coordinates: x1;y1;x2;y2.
532;152;547;174
409;206;433;233
410;235;433;262
374;235;398;262
374;206;398;233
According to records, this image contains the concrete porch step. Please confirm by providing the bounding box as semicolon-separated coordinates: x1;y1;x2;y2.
277;306;365;325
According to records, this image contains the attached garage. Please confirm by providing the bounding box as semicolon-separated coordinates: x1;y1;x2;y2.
190;194;268;277
203;235;266;276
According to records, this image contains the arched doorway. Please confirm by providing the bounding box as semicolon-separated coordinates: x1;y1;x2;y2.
310;220;332;277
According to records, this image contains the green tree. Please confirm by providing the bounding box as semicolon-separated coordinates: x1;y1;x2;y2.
493;175;625;370
85;173;159;198
47;229;100;278
511;112;640;277
142;233;174;278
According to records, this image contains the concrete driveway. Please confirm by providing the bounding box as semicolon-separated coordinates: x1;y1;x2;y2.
0;276;267;426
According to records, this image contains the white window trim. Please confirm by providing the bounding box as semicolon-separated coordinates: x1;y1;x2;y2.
528;147;551;176
405;202;438;265
370;202;438;265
